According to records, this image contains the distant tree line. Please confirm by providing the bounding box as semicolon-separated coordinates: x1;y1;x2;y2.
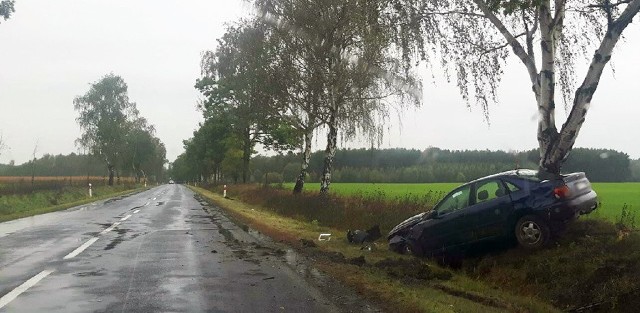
248;147;638;183
0;152;167;183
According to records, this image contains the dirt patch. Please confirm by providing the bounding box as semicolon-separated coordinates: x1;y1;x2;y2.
300;238;317;248
374;258;452;281
433;284;510;310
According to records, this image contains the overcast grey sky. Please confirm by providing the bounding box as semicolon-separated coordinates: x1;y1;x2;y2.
0;0;638;165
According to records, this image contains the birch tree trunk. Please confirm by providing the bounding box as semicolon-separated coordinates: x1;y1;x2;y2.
293;130;313;194
538;0;640;176
320;113;338;195
242;127;251;183
107;164;114;186
536;1;562;177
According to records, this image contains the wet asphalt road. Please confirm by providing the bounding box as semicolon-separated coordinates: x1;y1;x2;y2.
0;185;364;313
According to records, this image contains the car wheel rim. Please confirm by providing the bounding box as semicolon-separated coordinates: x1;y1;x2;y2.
404;245;412;254
520;221;542;245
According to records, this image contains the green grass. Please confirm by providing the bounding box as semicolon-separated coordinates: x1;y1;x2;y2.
284;182;640;224
284;182;460;198
0;185;144;222
589;183;640;223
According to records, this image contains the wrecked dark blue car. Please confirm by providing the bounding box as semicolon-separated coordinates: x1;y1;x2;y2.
388;170;598;256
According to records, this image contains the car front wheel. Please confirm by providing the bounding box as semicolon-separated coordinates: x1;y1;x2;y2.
515;215;550;249
403;239;424;257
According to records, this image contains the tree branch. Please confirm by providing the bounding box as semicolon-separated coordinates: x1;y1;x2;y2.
480;32;527;56
548;0;640;168
473;0;539;91
419;10;486;19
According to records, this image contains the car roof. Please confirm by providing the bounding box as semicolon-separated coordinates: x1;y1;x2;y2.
466;169;538;185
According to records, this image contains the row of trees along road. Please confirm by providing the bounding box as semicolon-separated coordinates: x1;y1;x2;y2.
74;74;167;186
174;0;640;193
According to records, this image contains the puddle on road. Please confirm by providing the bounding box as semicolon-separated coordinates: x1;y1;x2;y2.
74;269;106;277
104;237;124;250
104;196;125;205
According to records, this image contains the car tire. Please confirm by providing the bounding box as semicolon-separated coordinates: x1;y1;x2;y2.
515;215;550;249
404;239;424;257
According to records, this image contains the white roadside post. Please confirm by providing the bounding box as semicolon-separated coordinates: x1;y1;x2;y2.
223;185;227;198
88;183;92;198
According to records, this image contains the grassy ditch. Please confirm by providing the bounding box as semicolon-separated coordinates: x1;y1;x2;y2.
190;185;557;312
0;184;144;222
196;184;640;312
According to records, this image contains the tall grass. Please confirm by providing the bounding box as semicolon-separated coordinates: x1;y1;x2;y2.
213;184;443;233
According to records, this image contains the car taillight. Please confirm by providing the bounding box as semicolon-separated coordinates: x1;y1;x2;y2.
554;185;571;199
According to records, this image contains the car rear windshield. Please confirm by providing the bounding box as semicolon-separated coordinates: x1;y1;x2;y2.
515;169;541;181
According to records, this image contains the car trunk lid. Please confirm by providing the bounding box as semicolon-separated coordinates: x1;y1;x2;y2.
561;172;593;199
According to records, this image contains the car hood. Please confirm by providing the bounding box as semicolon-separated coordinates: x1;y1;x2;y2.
388;212;428;238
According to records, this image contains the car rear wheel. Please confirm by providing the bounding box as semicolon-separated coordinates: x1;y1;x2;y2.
515;215;550;249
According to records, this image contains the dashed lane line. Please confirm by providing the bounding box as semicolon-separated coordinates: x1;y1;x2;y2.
100;222;121;235
63;237;99;260
0;270;54;309
133;209;140;214
120;214;132;221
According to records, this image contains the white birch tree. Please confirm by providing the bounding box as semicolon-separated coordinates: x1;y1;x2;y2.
391;0;640;176
256;0;422;194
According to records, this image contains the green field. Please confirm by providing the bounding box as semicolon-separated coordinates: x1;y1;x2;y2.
285;182;640;223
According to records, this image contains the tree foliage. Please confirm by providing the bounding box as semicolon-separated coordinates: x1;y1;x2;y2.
254;0;423;194
196;20;299;183
0;0;15;23
74;74;166;185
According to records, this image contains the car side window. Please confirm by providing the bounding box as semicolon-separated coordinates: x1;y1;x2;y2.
436;185;471;215
475;180;507;204
504;181;520;193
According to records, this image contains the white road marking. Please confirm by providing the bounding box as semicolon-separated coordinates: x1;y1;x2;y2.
100;222;121;235
133;209;140;214
120;214;132;221
0;270;54;309
63;237;99;260
143;201;149;206
152;197;157;200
